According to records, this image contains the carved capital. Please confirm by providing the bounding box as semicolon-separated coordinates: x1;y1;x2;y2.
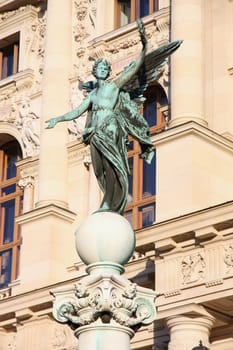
18;175;35;189
51;273;156;331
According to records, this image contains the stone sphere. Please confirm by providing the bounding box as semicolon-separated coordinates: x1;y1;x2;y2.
75;211;135;266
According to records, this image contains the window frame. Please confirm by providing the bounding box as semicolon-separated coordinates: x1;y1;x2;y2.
0;141;22;289
124;83;167;230
0;32;20;80
115;0;159;28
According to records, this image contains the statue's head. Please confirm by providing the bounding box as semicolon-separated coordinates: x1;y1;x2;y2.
92;58;111;79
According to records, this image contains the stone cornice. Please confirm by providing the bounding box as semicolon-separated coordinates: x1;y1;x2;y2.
88;8;169;45
0;4;38;33
0;0;44;12
0;69;34;91
152;121;233;154
136;201;233;252
15;204;76;225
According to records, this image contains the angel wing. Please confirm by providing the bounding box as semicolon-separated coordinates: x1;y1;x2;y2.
122;40;182;100
81;40;182;97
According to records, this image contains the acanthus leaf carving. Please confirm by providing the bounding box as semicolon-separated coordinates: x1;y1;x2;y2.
51;273;156;330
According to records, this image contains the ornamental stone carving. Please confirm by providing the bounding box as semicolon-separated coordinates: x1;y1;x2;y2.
15;96;40;157
68;81;87;141
52;273;156;331
224;244;233;274
51;326;67;348
181;253;206;285
18;175;35;190
72;0;96;75
24;5;47;87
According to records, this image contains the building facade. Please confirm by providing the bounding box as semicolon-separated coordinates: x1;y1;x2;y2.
0;0;233;349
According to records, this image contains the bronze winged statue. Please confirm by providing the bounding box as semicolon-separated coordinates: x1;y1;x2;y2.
46;19;182;214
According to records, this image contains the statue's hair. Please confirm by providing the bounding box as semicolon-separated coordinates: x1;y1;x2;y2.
92;58;111;78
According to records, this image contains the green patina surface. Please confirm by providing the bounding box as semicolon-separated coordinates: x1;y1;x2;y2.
46;19;181;214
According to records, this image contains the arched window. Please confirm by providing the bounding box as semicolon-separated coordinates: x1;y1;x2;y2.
124;84;168;230
115;0;159;28
0;138;22;289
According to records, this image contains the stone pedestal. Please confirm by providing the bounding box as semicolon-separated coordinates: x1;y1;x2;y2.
51;212;156;350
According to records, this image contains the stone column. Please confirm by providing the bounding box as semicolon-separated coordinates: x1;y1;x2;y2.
51;212;156;350
169;0;207;127
167;314;214;350
18;176;34;213
36;0;72;209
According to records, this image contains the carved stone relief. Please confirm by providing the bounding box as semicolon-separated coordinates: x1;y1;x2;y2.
72;0;97;76
52;273;156;330
24;5;47;92
15;96;40;157
0;5;46;94
0;94;40;157
68;81;87;141
51;325;67;348
181;253;206;285
0;5;45;158
224;244;233;274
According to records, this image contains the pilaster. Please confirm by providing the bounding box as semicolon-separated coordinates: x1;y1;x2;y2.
36;0;72;209
170;0;206;127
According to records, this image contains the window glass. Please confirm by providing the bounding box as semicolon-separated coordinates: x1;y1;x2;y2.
1;184;16;196
124;210;133;226
0;33;19;80
124;84;167;230
0;249;12;289
144;99;157;127
7;154;17;179
139;0;149;17
142;155;155;198
128;157;134;203
2;199;15;244
119;0;131;26
0;139;22;289
116;0;159;28
139;203;155;227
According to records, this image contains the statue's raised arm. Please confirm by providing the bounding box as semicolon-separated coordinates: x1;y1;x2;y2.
46;19;182;215
114;19;148;89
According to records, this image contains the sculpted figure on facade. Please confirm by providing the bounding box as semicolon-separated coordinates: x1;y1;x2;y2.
181;253;206;285
47;20;181;214
224;244;233;274
15;96;40;157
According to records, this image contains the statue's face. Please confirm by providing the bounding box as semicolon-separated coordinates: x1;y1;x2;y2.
95;61;110;80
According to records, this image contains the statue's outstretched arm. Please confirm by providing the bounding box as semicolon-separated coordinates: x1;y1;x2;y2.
46;94;91;129
114;19;147;89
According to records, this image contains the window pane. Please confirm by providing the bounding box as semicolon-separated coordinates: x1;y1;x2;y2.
1;184;16;196
139;203;155;228
0;249;12;288
128;157;134;203
7;154;17;179
119;0;131;26
2;199;15;244
127;140;134;151
124;210;133;226
142;155;155;198
2;46;14;78
144;100;157;127
139;0;149;17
